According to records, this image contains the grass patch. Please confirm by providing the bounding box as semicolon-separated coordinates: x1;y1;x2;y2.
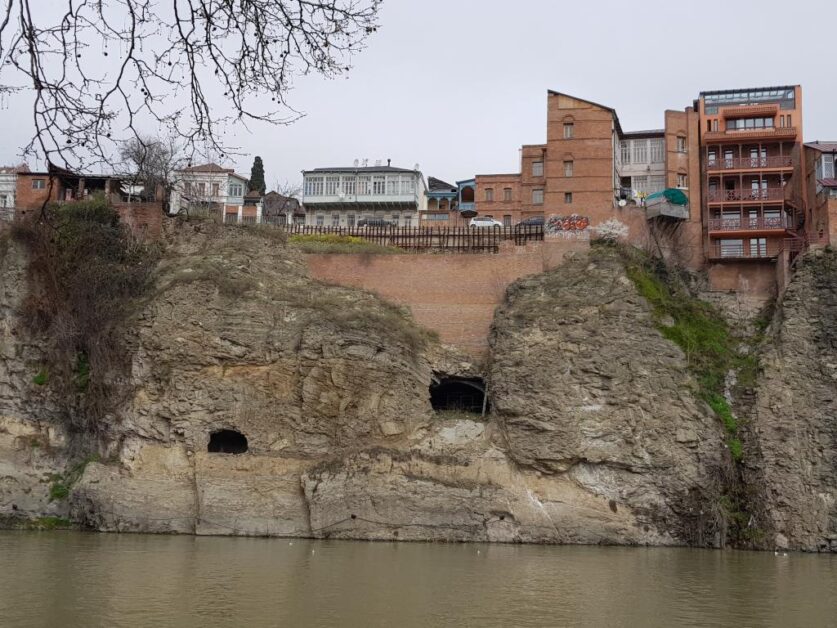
618;245;750;462
47;454;101;502
29;516;72;531
289;233;405;255
32;368;48;386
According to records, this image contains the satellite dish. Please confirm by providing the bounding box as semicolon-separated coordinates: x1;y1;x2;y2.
618;199;627;207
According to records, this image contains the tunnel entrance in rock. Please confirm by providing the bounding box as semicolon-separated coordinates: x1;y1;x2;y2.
208;429;248;454
430;375;488;414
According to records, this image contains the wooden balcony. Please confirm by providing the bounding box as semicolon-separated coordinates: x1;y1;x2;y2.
703;127;797;143
707;188;786;204
720;104;778;119
706;240;782;261
706;155;793;172
707;216;789;234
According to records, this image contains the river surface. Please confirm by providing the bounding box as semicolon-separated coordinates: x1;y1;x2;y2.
1;532;836;627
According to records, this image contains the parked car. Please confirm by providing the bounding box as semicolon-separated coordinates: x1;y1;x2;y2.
469;216;503;228
357;217;395;227
517;215;545;226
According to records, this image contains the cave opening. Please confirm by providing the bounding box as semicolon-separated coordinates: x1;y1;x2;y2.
430;375;488;414
208;429;249;454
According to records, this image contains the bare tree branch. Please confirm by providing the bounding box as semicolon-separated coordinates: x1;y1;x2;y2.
0;0;381;170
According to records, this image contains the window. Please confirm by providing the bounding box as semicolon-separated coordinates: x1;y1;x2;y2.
649;176;665;194
677;173;688;188
720;239;744;258
372;176;386;195
211;183;220;197
633;140;648;164
564;192;573;204
650;139;665;163
564;161;574;177
305;176;323;196
712;120;719;132
676;136;687;153
725;117;774;130
184;182;192;195
780;115;785;128
342;176;356;195
331;213;340;226
386;176;400;196
620;141;631;165
316;214;325;226
485;188;494;202
750;238;767;257
786;114;792;127
229;183;243;197
632;176;648;196
532;161;544;177
325;176;339;195
532;189;544;205
425;213;449;221
357;176;370;195
820;154;835;179
708;150;717;166
503;215;512;227
392;213;400;225
403;214;413;227
196;182;206;196
347;214;356;227
707;120;712;132
400;176;415;195
563;123;574;139
32;178;45;189
503;188;512;201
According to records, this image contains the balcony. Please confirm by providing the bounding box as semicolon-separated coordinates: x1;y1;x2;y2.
707;188;786;204
703;127;797;143
707;215;789;233
706;240;782;261
720;104;778;119
706;155;793;172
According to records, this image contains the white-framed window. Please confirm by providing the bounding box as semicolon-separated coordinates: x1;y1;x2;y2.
357;176;370;195
750;238;767;257
632;176;648;196
620;141;631;165
400;176;414;195
720;239;743;258
229;183;243;197
532;189;544;204
503;188;512;201
305;177;323;196
32;178;46;189
316;214;324;226
325;176;339;195
633;140;648;164
196;182;206;196
330;213;340;227
564;192;573;204
649;176;666;194
676;137;687;153
424;213;449;221
503;215;512;227
347;214;356;227
372;176;386;195
817;154;835;180
211;183;220;197
677;173;688;188
386;176;400;195
342;176;356;195
485;188;494;202
532;161;544;177
563;123;574;139
650;139;665;163
0;194;7;207
564;161;573;177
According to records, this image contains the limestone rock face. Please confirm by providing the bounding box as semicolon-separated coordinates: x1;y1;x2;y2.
749;249;837;552
488;247;730;545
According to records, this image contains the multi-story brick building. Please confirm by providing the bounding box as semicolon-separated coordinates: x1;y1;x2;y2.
695;86;805;292
302;163;427;227
804;141;837;245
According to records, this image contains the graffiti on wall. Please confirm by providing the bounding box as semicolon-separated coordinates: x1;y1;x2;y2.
545;214;591;240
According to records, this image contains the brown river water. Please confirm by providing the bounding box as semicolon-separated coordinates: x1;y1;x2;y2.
1;532;835;627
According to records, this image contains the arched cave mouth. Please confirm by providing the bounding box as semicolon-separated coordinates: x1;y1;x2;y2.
430;375;488;414
208;429;249;454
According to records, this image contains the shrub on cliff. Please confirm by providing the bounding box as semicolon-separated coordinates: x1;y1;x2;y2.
12;196;158;435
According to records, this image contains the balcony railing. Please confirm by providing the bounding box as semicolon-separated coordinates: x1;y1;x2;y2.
707;216;789;232
707;241;782;260
707;188;786;203
706;155;793;171
703;127;797;142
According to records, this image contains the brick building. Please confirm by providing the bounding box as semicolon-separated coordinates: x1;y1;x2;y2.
804;141;837;245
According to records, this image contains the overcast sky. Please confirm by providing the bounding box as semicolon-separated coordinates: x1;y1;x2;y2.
2;0;836;188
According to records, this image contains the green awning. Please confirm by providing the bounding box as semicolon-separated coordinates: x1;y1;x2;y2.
646;188;689;206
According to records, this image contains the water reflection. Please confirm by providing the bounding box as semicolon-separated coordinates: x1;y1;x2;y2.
0;532;835;627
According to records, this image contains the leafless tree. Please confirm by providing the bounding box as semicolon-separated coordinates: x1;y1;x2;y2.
118;135;185;204
0;0;381;170
263;178;302;224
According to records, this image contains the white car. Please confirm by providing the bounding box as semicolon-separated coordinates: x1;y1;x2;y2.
469;216;503;228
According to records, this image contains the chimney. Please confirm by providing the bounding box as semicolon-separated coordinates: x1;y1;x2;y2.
387;158;391;167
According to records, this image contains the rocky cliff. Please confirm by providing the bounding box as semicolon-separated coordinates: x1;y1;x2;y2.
1;221;835;550
747;248;837;552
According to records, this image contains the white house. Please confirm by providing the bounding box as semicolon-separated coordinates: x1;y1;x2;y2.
302;162;427;227
169;163;262;223
0;164;28;217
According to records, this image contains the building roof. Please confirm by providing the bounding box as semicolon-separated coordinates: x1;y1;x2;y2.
622;129;665;138
806;141;837;153
0;164;30;174
820;179;837;188
547;89;625;138
304;165;418;174
178;163;235;173
700;85;797;97
245;190;262;198
427;176;456;192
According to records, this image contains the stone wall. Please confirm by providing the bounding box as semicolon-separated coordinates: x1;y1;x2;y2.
304;238;589;357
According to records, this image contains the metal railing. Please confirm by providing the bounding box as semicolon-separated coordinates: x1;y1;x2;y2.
707;216;789;231
706;156;792;171
707;241;782;260
707;188;786;203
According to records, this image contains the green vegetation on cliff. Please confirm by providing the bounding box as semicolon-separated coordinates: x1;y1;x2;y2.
617;245;748;462
289;233;405;255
